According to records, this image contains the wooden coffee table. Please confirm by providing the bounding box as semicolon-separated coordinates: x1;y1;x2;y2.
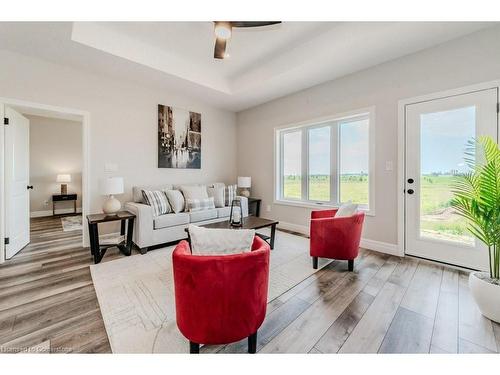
200;216;279;249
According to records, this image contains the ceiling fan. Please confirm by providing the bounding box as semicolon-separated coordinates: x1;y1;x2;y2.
213;21;281;59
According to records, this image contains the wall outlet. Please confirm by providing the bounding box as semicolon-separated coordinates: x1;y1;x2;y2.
44;200;49;206
385;161;394;171
266;205;271;212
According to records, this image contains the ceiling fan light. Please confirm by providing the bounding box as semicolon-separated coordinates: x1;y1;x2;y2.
214;22;232;40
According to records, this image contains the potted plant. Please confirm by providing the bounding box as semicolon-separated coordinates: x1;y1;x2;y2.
451;135;500;323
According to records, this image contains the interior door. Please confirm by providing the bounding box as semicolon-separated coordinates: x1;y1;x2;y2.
405;88;498;270
5;107;30;259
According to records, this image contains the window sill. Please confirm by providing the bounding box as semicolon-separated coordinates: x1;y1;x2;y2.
273;199;375;217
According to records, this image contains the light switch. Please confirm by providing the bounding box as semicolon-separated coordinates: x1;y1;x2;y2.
385;161;393;171
104;163;118;172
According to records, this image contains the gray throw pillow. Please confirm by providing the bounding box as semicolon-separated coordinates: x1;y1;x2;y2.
142;190;172;216
180;185;209;201
164;190;185;213
207;186;225;208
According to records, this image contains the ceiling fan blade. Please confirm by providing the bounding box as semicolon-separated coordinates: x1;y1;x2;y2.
230;21;281;28
214;38;227;59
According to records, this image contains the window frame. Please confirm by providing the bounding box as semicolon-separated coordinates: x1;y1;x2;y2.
274;107;376;216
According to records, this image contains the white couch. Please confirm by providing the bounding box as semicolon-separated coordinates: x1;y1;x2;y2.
124;183;248;253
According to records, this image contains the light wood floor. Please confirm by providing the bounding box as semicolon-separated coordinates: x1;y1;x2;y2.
0;215;118;353
1;216;499;353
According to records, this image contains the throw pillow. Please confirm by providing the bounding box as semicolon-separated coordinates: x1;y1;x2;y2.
164;189;185;213
188;224;255;256
186;197;215;212
225;184;238;206
142;190;172;216
207;186;225;208
180;185;209;201
336;201;358;217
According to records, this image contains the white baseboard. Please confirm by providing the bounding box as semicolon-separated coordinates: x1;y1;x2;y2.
30;208;82;218
359;238;402;257
277;220;403;257
277;221;309;235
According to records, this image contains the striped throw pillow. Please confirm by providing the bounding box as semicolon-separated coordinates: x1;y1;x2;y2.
186;197;215;212
225;184;237;206
142;190;172;216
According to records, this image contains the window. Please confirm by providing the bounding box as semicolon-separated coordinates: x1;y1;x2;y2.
282;131;302;200
276;108;374;212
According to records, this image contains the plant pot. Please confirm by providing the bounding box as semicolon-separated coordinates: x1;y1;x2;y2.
468;272;500;323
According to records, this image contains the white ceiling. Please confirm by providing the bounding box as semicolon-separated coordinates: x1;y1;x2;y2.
0;22;494;111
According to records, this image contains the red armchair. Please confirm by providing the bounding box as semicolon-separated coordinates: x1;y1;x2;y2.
310;209;365;271
172;236;270;354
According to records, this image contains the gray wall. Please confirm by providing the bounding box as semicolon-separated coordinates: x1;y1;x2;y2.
0;48;237;239
28;115;82;215
236;26;500;246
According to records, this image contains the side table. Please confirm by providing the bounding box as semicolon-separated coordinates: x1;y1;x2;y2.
247;198;262;217
86;211;135;264
52;194;77;215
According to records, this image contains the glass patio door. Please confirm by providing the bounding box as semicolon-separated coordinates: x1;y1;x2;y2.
405;88;498;270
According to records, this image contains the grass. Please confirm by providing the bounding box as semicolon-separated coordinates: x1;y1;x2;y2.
283;175;368;203
283;174;473;244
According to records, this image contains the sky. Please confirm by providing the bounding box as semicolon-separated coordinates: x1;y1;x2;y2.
284;106;477;177
283;119;369;175
420;106;475;174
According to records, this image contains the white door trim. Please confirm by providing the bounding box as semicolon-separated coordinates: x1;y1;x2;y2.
397;79;500;261
0;97;91;264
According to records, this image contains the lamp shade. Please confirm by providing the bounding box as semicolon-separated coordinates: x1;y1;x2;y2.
237;176;251;188
56;174;71;183
100;177;124;195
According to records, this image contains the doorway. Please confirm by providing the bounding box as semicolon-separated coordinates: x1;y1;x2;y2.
0;99;90;263
403;87;499;270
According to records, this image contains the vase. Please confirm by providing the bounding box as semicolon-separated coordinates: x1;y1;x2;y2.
469;271;500;323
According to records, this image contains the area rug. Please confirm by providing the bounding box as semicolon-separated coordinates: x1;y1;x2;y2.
90;229;330;353
61;215;82;232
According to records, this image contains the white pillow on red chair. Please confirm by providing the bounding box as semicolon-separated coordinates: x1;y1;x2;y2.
335;201;358;217
188;224;255;256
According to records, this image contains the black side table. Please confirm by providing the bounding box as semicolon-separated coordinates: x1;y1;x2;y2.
52;194;77;215
247;198;262;217
87;211;135;264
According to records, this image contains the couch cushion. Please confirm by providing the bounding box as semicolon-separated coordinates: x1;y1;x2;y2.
165;189;185;213
217;207;231;218
133;184;173;203
189;209;218;223
154;212;190;230
186;197;216;212
225;184;238;206
207;186;225;208
188;224;254;256
142;190;172;216
212;182;226;189
180;185;209;201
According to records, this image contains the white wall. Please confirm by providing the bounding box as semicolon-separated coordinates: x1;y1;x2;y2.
27;115;82;215
236;26;500;247
0;48;237;238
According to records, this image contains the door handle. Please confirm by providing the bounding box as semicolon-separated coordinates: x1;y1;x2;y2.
407;178;414;184
407;189;414;195
27;185;33;190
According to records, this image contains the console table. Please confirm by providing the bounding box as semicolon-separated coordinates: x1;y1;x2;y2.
87;211;135;264
52;193;77;215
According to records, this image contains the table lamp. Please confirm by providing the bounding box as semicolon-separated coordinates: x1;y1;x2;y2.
237;176;251;198
100;177;124;215
56;174;71;194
